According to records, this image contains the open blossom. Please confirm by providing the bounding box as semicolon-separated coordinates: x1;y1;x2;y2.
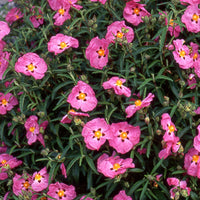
105;21;134;44
61;109;90;124
167;177;191;199
190;42;199;67
15;52;48;80
125;93;155;118
181;4;200;33
5;8;24;24
187;74;196;89
113;190;132;200
32;167;49;192
81;118;110;150
29;7;44;28
97;152;135;179
48;33;79;55
0;51;10;80
0;21;10;40
90;0;107;4
102;77;131;97
47;182;76;200
123;0;151;26
0;92;18;115
172;39;193;69
85;36;109;69
108;122;141;154
193;125;200;152
67;81;98;112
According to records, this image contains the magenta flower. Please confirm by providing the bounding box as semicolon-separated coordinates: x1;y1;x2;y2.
184;148;200;178
0;141;7;153
48;33;79;55
81;118;110;151
113;190;132;200
180;0;200;4
123;0;151;26
61;109;90;124
194;58;200;78
108;121;141;154
90;0;107;4
85;36;109;69
167;177;191;199
190;42;199;67
15;52;48;80
13;173;33;196
0;154;22;180
105;21;134;44
181;4;200;33
24;115;48;147
187;74;196;89
29;7;44;28
97;152;135;179
67;81;98;112
0;92;18;115
60;163;67;178
125;93;155;118
193;125;200;152
47;182;76;200
102;77;131;97
31;167;49;192
0;21;10;40
5;8;24;24
64;0;83;10
0;51;10;80
0;40;6;51
172;39;193;69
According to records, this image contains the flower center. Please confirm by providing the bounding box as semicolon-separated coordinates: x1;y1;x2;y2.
78;92;86;100
27;63;35;72
1;159;7;165
133;8;140;15
68;109;75;113
116;80;123;86
29;127;35;132
98;49;105;57
58;8;65;15
120;131;128;140
57;190;65;197
116;31;123;38
113;163;120;171
94;130;102;139
168;125;175;133
169;19;174;26
35;173;42;181
179;50;186;58
60;42;68;49
37;14;42;19
192;155;199;163
135;100;142;107
23;181;30;189
192;14;199;22
15;15;19;19
193;53;198;60
1;99;8;106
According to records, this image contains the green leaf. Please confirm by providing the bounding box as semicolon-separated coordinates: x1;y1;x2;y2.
127;179;146;195
140;181;149;200
151;158;163;175
85;155;99;175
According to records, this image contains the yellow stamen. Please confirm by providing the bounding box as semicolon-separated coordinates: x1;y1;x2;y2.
193;53;198;60
1;159;7;165
120;131;128;140
133;8;140;15
192;155;199;163
113;163;120;171
192;14;199;22
168;125;175;133
60;42;67;49
1;99;8;106
15;15;19;19
35;173;42;181
116;32;123;38
58;8;65;15
23;181;30;189
68;109;75;113
116;80;123;86
29;127;35;133
58;190;65;197
78;92;86;100
169;19;174;26
179;50;186;58
135;100;142;107
98;49;105;57
94;130;102;139
27;63;35;71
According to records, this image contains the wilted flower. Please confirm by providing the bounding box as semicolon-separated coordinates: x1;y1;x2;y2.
29;7;44;28
113;190;132;200
187;74;196;89
5;8;23;24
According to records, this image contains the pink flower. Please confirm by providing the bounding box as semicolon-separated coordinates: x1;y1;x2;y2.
61;109;90;124
0;92;18;115
31;167;49;192
194;58;200;78
85;36;109;69
0;51;10;80
48;33;79;55
0;141;7;153
47;182;76;200
184;148;200;178
181;4;200;33
172;39;193;69
0;21;10;40
187;74;196;89
123;0;151;26
102;77;131;97
125;93;155;118
108;121;141;154
113;190;132;200
64;0;83;10
24;115;48;147
29;7;44;28
67;81;98;112
97;152;135;179
193;125;200;152
13;173;33;196
5;8;24;24
105;21;134;44
194;106;200;114
60;163;67;178
15;52;48;80
81;118;110;150
180;0;200;4
0;40;6;51
167;177;191;199
190;42;199;67
90;0;107;4
137;148;146;155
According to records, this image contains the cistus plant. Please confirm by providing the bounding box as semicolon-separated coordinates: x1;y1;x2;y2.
1;0;200;199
